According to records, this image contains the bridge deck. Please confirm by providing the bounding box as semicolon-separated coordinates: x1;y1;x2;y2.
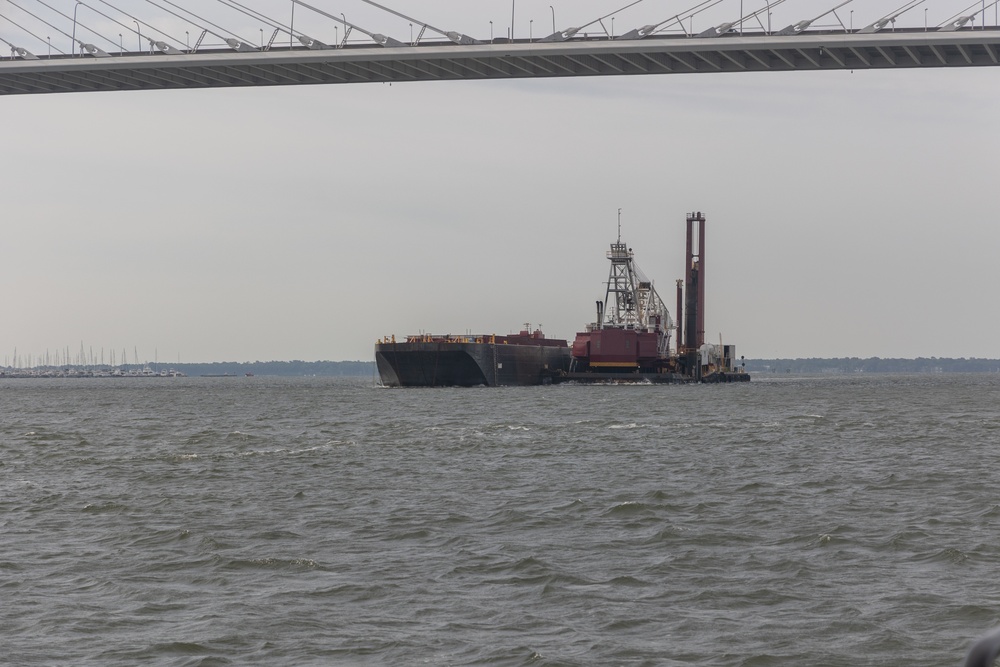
2;29;999;96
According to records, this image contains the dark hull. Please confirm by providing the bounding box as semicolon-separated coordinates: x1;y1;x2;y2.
376;341;571;387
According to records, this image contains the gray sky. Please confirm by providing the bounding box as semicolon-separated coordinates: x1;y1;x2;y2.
1;0;999;363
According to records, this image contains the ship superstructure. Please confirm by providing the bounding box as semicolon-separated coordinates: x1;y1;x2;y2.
564;211;748;383
570;234;673;374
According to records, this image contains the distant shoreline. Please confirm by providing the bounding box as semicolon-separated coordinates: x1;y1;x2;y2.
745;358;1000;374
1;360;375;378
5;358;1000;377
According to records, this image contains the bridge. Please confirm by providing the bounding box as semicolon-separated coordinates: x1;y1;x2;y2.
2;1;1000;95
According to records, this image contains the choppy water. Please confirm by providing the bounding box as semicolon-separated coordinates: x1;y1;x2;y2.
3;374;1000;666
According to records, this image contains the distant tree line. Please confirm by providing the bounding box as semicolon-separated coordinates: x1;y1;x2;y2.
745;358;1000;374
15;358;1000;377
164;360;375;377
180;358;1000;376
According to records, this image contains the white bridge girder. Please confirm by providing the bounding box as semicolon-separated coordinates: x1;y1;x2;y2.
1;29;999;96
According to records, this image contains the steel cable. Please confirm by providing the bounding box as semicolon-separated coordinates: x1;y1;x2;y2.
0;11;66;52
143;0;254;47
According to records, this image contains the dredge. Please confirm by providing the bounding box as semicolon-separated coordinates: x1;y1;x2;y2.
559;212;747;383
375;211;748;387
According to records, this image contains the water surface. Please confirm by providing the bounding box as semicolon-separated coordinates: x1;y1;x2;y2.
3;374;999;665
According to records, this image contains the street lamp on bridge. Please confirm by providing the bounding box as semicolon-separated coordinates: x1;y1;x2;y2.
72;2;81;56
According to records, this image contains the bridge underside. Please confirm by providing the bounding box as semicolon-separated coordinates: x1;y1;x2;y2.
1;30;999;96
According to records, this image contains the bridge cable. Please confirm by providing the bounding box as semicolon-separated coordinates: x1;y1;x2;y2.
860;0;927;33
776;0;855;36
615;0;726;40
744;0;794;35
29;0;139;52
941;0;1000;29
216;0;333;49
0;11;66;52
92;0;188;51
357;0;479;45
292;0;405;48
141;0;256;48
71;1;186;51
542;0;650;41
211;0;300;49
8;0;104;52
581;0;649;36
211;0;284;32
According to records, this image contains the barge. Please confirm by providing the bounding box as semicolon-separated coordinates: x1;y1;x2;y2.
375;328;570;387
375;211;748;387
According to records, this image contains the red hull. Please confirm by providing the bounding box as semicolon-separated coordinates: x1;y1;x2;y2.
571;328;664;370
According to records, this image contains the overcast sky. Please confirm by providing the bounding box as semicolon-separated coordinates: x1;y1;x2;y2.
1;0;998;363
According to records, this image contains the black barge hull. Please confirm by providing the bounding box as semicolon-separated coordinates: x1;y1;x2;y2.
376;341;571;387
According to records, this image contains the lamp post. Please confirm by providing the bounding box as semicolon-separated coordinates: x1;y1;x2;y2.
290;1;294;49
511;0;515;40
341;13;347;46
530;19;533;41
549;5;555;32
186;31;189;50
72;2;81;57
134;20;141;53
611;17;614;39
118;33;121;55
490;20;493;42
48;36;52;58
